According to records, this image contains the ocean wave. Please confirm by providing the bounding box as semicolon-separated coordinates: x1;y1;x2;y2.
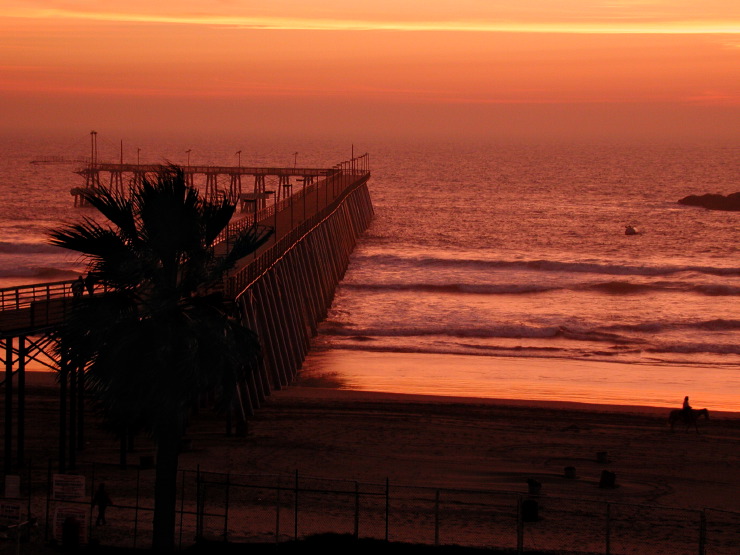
355;253;740;278
321;319;740;357
323;323;561;339
647;343;740;355
587;281;740;296
322;341;582;360
0;266;80;280
605;318;740;333
343;283;557;295
342;280;740;297
324;330;740;362
695;284;740;296
323;340;740;366
321;322;629;343
587;281;656;294
0;241;64;254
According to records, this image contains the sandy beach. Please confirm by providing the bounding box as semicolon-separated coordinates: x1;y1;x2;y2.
209;384;740;510
17;371;740;511
9;371;740;552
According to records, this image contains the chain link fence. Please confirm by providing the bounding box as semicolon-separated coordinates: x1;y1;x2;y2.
195;471;739;554
3;463;739;553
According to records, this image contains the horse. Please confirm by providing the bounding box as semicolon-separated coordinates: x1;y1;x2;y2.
668;408;709;433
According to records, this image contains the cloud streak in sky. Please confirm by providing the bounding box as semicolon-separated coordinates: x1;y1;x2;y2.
5;7;739;34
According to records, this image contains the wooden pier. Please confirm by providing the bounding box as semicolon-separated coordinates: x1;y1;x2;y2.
1;154;372;473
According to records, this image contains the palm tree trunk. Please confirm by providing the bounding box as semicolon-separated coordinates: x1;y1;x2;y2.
152;421;182;551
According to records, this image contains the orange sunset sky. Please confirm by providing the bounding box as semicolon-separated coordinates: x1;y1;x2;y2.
1;1;738;140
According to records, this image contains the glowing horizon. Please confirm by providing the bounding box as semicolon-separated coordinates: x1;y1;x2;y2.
5;8;740;35
1;1;738;139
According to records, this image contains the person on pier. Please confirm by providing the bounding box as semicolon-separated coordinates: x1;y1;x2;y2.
84;272;97;295
72;276;84;298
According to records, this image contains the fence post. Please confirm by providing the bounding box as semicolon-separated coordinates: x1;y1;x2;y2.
385;478;389;542
178;469;185;550
275;475;281;544
26;460;32;534
354;481;359;540
44;459;51;540
133;468;140;549
294;470;299;541
89;462;96;536
223;472;230;542
516;495;523;555
605;503;611;555
196;465;203;541
699;509;706;555
434;489;440;546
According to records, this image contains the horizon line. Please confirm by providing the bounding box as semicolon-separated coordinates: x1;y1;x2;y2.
7;9;740;35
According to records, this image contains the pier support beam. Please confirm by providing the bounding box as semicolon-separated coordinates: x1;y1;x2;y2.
231;177;373;407
17;336;25;467
4;337;13;474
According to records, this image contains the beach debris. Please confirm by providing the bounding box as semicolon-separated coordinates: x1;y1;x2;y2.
599;470;617;489
527;478;542;495
521;499;540;522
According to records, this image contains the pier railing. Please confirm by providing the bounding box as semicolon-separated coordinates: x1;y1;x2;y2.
0;281;78;312
222;167;370;297
0;155;370;331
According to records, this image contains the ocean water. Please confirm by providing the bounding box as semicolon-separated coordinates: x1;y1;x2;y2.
1;133;739;409
304;139;740;410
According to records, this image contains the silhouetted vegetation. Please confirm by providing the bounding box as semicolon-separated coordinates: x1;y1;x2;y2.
49;167;272;551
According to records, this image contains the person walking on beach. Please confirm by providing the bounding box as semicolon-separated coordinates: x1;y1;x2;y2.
92;483;112;526
71;276;84;299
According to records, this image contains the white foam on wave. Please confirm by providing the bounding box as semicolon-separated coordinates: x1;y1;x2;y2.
354;252;740;278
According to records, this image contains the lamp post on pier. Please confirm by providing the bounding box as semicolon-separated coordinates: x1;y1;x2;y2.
185;149;191;168
297;177;306;222
90;130;98;166
236;150;241;168
283;181;293;228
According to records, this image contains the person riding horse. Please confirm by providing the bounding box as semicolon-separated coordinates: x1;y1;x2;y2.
670;396;709;433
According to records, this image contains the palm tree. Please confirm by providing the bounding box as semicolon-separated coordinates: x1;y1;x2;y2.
50;167;272;550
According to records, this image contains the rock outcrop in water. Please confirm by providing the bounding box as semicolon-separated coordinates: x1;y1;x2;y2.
678;192;740;211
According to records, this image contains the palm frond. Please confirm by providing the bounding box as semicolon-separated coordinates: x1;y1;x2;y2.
217;224;274;273
49;221;148;288
201;198;236;246
81;188;138;241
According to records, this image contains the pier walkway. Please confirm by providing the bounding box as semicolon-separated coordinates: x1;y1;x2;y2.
0;154;373;473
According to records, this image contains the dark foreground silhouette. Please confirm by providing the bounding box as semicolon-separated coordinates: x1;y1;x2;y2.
67;534;556;555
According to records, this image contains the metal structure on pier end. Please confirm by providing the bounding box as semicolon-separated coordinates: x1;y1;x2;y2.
72;162;343;207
